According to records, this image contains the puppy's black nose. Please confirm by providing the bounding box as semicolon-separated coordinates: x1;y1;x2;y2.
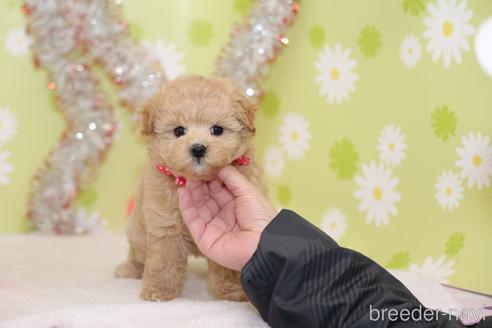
190;143;207;158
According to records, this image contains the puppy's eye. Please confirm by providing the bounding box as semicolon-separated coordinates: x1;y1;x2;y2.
210;125;223;136
174;126;186;137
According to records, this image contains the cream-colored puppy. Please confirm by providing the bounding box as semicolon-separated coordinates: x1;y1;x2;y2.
114;75;266;302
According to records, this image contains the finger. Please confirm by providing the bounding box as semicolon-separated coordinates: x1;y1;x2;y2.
178;187;199;225
185;179;202;190
177;187;205;241
220;199;237;229
184;181;218;224
217;166;256;197
194;198;218;225
186;180;208;206
207;178;233;207
204;197;220;218
200;213;235;253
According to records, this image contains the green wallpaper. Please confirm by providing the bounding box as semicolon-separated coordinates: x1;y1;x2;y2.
0;0;491;294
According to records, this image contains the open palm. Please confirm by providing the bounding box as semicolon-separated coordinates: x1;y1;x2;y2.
178;166;276;271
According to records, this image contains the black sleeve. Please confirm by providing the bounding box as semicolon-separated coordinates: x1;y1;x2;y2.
240;209;490;328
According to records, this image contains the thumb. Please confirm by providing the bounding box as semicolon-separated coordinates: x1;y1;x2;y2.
218;166;256;197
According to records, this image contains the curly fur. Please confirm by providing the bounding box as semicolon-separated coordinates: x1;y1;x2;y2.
114;75;266;302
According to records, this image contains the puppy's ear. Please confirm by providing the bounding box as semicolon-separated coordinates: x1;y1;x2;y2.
235;92;258;135
140;99;155;136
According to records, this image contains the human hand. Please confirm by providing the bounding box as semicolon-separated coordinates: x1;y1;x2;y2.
178;166;277;271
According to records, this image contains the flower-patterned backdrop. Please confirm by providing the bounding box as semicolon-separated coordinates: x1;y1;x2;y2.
0;0;491;293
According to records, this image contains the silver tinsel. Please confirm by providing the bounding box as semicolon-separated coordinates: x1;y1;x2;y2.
215;0;298;100
25;0;165;234
25;0;298;234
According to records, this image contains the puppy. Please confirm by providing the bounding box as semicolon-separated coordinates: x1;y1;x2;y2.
114;75;266;302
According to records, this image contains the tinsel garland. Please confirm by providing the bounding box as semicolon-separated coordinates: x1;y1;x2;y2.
25;0;165;234
215;0;299;100
25;0;299;234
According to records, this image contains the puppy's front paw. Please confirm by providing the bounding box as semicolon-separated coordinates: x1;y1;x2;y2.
140;288;180;302
114;261;143;279
211;287;248;302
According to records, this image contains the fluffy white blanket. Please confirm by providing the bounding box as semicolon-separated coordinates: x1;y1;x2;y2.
0;234;488;327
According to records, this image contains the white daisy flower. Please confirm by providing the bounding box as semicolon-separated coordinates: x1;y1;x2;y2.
278;113;311;160
455;132;492;190
143;39;185;80
435;170;464;210
377;124;407;168
263;145;285;178
0;150;13;186
400;34;422;68
314;43;358;105
320;208;348;242
5;27;32;56
0;107;18;145
354;161;401;227
423;0;475;68
73;208;107;235
410;255;455;284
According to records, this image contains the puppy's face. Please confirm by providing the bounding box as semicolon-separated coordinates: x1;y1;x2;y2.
141;75;256;180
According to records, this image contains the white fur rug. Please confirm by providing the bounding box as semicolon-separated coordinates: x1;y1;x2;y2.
0;234;489;327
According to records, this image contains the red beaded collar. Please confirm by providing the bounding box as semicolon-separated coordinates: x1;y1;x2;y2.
156;155;251;186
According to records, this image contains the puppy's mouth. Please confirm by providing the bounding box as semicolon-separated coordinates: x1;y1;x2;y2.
190;157;209;175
